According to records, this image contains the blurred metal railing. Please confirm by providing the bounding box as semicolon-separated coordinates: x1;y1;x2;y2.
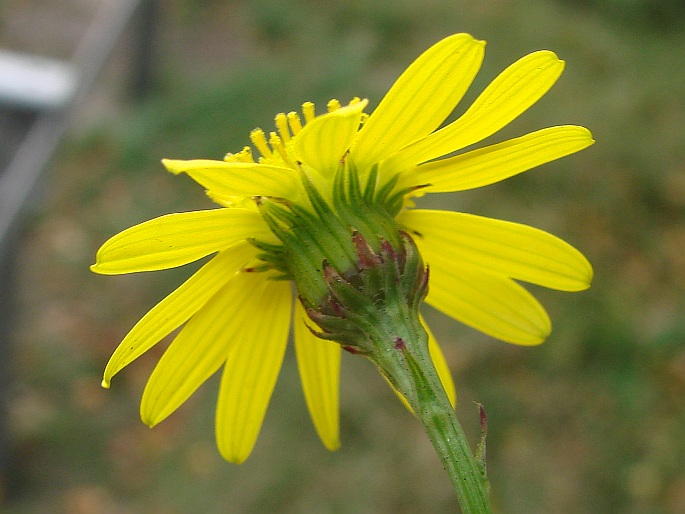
0;0;157;244
0;0;157;489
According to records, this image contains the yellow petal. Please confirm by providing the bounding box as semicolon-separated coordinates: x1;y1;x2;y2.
352;34;485;168
91;208;270;274
102;243;257;387
293;301;341;450
425;261;551;345
215;279;292;463
423;316;457;408
140;271;282;427
163;159;299;199
400;209;593;291
293;100;368;177
399;125;595;192
387;51;566;169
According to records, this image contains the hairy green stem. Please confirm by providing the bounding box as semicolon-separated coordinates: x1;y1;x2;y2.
300;228;493;512
369;321;492;514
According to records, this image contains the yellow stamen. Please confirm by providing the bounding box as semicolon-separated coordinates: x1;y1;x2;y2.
349;96;361;106
327;99;341;112
287;111;303;135
302;102;315;124
224;146;255;163
275;113;291;143
269;132;291;165
237;146;255;163
250;129;272;158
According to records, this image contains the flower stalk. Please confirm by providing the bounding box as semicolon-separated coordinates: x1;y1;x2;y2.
386;332;492;513
308;229;492;513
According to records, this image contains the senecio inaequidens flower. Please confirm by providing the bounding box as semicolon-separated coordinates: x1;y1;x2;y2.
92;34;593;464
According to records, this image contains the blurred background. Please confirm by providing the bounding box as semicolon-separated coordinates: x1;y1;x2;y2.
1;0;684;512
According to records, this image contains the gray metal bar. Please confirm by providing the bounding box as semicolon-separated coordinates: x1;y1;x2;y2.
0;0;147;245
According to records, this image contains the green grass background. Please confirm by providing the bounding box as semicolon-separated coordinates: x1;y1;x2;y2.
6;0;685;512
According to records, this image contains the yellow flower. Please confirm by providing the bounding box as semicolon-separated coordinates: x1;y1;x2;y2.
91;33;593;463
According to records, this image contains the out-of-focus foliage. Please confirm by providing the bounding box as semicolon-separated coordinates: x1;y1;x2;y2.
559;0;685;30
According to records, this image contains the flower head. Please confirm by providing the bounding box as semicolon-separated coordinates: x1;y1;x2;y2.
91;33;593;463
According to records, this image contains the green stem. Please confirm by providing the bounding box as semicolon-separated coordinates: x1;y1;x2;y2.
370;322;492;513
281;192;493;511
